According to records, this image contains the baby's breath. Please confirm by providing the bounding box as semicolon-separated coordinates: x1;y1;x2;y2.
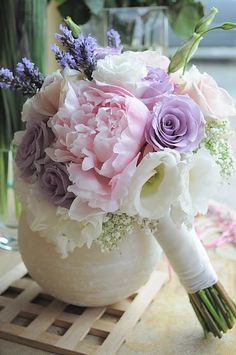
200;119;235;178
97;212;159;252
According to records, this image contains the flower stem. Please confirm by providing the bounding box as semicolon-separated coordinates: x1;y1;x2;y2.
189;283;236;338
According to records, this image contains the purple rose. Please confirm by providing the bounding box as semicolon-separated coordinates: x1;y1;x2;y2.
39;161;75;209
140;67;174;110
145;95;205;153
16;121;55;177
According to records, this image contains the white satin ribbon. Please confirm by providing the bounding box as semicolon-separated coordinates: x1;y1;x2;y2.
156;214;218;294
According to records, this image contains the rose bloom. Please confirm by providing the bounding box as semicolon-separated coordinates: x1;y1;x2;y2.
146;95;205;153
93;51;148;93
22;68;81;122
139;67;174;110
93;51;173;111
126;50;170;71
15;120;55;178
48;80;151;219
180;66;236;120
39;161;75;209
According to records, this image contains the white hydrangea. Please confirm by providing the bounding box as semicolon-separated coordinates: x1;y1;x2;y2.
15;174;104;257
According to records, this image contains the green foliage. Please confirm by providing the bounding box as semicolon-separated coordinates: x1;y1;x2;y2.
0;0;47;150
55;0;205;38
168;8;236;74
168;0;204;38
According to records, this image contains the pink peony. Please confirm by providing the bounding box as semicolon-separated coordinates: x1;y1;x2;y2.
181;66;236;119
47;80;150;218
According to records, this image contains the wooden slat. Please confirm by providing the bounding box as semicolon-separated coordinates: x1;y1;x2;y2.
0;282;41;325
0;264;167;354
96;270;168;355
21;299;66;340
56;307;106;349
0;262;27;294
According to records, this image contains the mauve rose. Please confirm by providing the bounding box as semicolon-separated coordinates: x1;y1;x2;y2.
39;161;75;209
146;95;205;153
16;121;55;177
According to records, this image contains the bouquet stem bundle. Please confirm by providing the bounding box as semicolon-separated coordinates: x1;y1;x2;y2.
156;214;236;338
189;283;236;338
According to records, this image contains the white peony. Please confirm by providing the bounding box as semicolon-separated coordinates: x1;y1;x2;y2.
171;148;221;227
121;150;181;219
93;52;148;93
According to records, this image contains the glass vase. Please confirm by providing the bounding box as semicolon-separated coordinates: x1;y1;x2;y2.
82;6;168;53
0;147;20;251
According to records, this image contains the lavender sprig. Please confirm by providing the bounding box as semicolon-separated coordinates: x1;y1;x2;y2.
53;24;98;80
51;45;77;69
107;29;122;49
0;58;44;97
74;34;97;80
16;58;44;88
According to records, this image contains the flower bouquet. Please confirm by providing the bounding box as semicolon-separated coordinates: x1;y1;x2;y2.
1;8;236;339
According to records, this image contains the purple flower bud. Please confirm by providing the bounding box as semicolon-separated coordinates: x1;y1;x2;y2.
107;29;122;49
0;59;44;97
146;95;205;153
51;45;77;69
39;161;75;209
53;24;98;80
0;68;14;89
16;121;55;178
74;34;97;80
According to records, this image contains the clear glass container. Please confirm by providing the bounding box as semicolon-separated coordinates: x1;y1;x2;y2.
83;6;168;53
0;147;19;251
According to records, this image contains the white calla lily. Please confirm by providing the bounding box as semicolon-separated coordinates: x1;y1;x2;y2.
171;148;221;227
121;150;181;219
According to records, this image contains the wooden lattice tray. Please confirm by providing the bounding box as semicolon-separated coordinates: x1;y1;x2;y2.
0;263;167;355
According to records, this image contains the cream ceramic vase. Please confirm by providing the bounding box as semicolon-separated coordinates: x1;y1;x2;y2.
18;214;162;306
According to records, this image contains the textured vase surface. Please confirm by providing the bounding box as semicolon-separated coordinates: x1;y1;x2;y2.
18;213;162;306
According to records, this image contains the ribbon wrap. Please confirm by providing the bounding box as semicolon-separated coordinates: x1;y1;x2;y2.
156;214;218;293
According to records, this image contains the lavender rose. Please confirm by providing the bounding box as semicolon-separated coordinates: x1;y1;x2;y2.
146;95;205;153
140;67;174;110
39;161;75;209
16;121;55;177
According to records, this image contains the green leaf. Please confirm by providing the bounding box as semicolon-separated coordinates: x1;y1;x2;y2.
169;1;204;39
84;0;104;15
